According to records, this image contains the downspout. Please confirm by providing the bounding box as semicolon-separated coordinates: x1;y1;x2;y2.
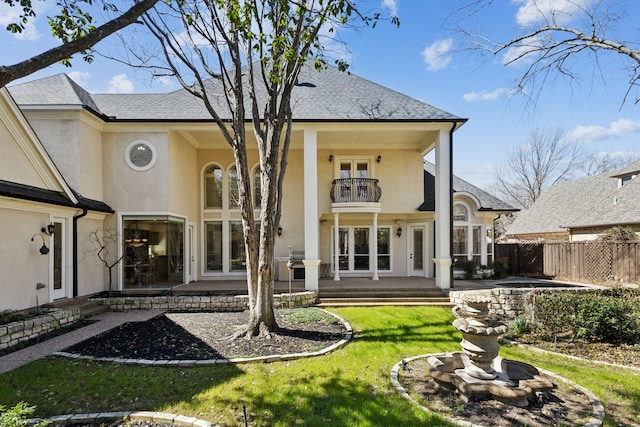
72;208;88;298
449;122;458;289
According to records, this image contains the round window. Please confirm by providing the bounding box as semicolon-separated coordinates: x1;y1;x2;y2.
125;140;157;171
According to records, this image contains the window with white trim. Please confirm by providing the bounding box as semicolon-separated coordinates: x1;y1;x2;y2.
332;226;391;272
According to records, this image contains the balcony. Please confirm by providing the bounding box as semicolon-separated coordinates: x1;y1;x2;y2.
330;178;382;203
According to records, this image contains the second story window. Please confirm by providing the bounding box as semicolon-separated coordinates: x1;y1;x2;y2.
204;165;223;209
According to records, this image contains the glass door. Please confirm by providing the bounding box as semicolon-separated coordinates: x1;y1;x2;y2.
410;226;424;276
50;220;66;300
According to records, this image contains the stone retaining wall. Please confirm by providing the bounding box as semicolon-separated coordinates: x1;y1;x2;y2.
93;291;318;312
0;308;80;351
449;287;597;321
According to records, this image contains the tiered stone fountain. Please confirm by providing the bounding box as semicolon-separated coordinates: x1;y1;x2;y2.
427;293;554;407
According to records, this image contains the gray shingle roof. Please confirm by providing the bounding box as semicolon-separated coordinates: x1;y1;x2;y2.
419;162;518;212
8;73;101;113
9;64;464;122
507;157;640;235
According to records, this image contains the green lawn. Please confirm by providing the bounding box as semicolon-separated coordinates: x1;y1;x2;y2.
1;307;638;426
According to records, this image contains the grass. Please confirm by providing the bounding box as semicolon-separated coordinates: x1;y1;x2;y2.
0;306;638;426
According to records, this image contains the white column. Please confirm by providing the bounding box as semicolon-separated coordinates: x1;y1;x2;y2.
434;128;452;289
372;213;379;280
303;129;320;291
333;213;340;281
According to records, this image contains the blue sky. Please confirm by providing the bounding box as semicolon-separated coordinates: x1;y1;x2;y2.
2;0;639;189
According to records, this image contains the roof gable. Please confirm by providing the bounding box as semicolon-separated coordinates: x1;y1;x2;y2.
0;87;77;203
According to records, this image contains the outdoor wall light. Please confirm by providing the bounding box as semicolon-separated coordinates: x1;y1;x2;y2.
277;225;283;237
328;154;333;162
31;234;50;255
396;226;403;238
41;223;55;236
377;155;382;163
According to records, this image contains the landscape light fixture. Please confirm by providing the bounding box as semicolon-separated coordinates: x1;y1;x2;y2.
31;234;49;255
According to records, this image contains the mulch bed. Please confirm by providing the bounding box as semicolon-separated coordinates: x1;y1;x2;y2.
398;358;596;427
62;309;347;360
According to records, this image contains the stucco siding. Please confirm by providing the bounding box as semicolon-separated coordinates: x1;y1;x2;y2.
23;112;81;190
168;133;198;218
102;132;169;212
77;217;110;295
0;207;50;311
78;120;104;201
0;122;49;188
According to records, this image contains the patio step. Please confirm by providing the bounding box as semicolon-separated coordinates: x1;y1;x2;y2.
317;297;453;307
318;288;447;299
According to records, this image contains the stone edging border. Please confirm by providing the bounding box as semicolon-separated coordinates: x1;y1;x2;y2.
33;410;218;426
390;353;605;427
52;309;353;366
499;337;640;372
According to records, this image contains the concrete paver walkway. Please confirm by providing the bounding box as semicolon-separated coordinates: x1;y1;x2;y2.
0;310;163;374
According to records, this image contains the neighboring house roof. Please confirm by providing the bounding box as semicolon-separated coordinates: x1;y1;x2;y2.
9;65;466;123
507;158;640;236
419;162;518;212
0;180;113;213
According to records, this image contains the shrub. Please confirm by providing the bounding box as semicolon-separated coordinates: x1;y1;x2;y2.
508;316;531;335
573;297;640;344
492;258;508;279
0;402;49;427
597;226;639;242
464;261;476;280
534;290;640;344
532;292;577;339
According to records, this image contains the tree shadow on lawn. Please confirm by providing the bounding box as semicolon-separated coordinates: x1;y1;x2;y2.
222;366;456;426
0;358;244;418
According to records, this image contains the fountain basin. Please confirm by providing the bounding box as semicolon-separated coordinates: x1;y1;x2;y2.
428;352;554;406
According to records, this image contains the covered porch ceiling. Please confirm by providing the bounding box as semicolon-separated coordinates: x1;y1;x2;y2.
172;121;454;154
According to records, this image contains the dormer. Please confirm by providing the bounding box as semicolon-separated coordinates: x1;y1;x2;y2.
610;159;640;189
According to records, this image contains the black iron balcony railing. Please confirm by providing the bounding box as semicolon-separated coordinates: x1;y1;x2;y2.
330;178;382;203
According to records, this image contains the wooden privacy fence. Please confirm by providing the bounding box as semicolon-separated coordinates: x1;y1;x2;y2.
544;241;640;284
497;241;640;284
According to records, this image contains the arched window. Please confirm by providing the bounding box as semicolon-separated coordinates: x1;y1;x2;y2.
204;165;223;209
228;166;239;209
453;203;468;221
253;166;261;208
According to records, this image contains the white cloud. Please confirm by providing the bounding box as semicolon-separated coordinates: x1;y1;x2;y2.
156;76;175;89
463;87;514;102
0;1;49;41
382;0;398;17
422;38;453;71
107;74;135;94
514;0;591;27
501;33;544;66
567;118;640;143
67;71;91;87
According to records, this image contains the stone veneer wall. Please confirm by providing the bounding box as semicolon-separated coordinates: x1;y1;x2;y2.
93;291;318;311
0;308;80;351
449;287;597;321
